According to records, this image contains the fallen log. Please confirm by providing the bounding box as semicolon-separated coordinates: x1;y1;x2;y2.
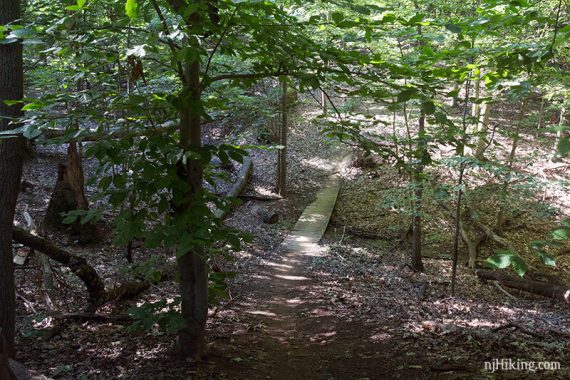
214;157;253;219
238;193;282;202
476;269;570;303
225;157;253;198
51;312;133;323
12;227;148;310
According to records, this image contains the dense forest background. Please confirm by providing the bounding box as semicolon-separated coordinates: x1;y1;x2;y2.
1;0;569;378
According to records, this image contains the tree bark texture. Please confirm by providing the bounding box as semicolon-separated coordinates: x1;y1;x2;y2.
0;0;24;358
176;56;209;359
43;142;96;243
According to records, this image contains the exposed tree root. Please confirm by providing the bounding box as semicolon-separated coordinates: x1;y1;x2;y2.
468;209;517;252
12;227;149;311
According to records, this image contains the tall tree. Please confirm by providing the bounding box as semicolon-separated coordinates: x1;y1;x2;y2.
0;0;24;359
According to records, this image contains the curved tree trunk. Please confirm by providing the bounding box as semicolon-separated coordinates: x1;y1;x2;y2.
0;0;24;359
12;227;149;311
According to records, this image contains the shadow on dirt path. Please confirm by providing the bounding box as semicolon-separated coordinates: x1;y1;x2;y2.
207;154;420;379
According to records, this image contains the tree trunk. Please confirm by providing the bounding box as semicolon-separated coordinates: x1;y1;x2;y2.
470;73;481;132
1;334;13;380
321;89;327;112
411;113;425;272
474;95;491;160
277;79;288;196
175;57;209;359
495;100;525;233
551;105;567;162
451;82;459;108
43;142;96;243
535;95;545;138
0;0;24;358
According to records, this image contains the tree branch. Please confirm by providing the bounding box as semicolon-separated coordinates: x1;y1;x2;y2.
202;4;241;83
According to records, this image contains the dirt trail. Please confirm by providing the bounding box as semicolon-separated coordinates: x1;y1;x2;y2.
209;154;402;379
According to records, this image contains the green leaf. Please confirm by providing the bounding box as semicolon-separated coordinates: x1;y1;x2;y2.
536;251;556;267
551;228;570;240
486;249;528;276
408;13;424;25
66;0;86;10
433;186;451;200
396;88;416;103
331;12;345;23
444;23;462;34
21;101;44;111
510;255;528;277
421;101;436;115
542;124;570;133
62;213;79;225
3;99;23;106
125;0;139;20
557;136;570;156
22;126;41;140
99;176;112;191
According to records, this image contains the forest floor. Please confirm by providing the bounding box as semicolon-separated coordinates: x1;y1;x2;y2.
11;99;570;379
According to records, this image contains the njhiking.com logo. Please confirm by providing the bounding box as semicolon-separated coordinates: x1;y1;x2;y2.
484;358;561;373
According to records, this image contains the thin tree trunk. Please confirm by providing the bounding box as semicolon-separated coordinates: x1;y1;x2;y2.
451;73;473;295
451;82;459;108
495;100;525;233
551;105;567;162
411;113;425;272
321;89;327;112
176;57;209;360
277;79;288;196
471;73;481;131
0;0;24;358
474;94;491;160
535;96;545;138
